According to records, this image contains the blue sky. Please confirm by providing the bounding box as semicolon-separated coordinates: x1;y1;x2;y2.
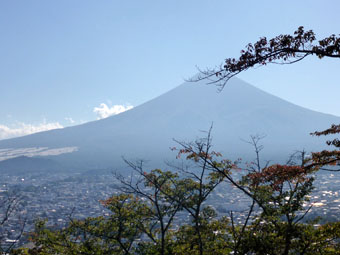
0;1;339;139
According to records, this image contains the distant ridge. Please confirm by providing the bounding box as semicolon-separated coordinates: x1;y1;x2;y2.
0;156;62;174
0;77;339;171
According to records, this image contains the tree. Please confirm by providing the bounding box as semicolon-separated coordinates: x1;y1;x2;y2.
18;194;148;255
111;133;235;255
0;191;25;254
114;162;184;255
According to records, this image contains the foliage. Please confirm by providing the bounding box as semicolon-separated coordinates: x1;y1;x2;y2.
193;26;340;89
13;194;149;255
307;124;340;172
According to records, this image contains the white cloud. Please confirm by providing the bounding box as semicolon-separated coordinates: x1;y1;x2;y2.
93;103;133;119
0;121;63;140
65;117;75;124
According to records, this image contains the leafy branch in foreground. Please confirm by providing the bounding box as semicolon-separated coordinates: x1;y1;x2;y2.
192;26;340;89
307;124;340;172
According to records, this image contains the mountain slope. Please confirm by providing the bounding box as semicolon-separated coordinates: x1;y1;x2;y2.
0;78;339;170
0;156;62;174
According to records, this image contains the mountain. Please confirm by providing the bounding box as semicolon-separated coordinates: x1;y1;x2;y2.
0;156;62;174
0;78;339;171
